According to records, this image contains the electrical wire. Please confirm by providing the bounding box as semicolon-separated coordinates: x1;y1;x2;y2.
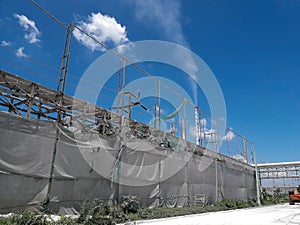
1;45;118;93
30;0;195;106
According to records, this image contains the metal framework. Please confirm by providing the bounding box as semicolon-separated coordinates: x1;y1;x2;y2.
0;69;265;206
0;69;189;148
0;69;257;163
258;161;300;193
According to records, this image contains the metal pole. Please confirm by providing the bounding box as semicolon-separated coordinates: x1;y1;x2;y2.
117;60;126;204
158;80;161;131
128;92;132;119
26;84;35;117
43;124;59;206
180;113;183;139
252;146;261;206
158;154;161;206
154;81;156;129
57;23;73;93
215;158;218;203
116;59;122;115
121;60;126;119
44;23;73;206
183;99;186;140
186;159;190;205
242;138;249;163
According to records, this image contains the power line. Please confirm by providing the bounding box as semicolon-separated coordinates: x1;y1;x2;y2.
30;0;68;29
0;58;57;82
29;0;195;106
1;45;118;94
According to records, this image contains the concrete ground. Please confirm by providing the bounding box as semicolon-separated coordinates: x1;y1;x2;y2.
124;203;300;225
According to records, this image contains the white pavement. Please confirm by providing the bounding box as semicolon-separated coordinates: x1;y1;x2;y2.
125;204;300;225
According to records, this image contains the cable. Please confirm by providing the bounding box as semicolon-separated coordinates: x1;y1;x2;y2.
0;58;57;82
1;45;118;93
30;0;68;29
1;44;60;73
30;0;195;106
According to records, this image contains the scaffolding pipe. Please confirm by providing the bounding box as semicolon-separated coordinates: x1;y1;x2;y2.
158;80;161;131
183;99;186;140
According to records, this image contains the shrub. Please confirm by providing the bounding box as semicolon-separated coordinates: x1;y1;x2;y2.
77;198;127;225
120;195;140;214
55;215;76;225
0;198;263;224
77;199;113;225
6;211;50;225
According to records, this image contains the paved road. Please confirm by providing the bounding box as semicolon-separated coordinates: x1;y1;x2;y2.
126;204;300;225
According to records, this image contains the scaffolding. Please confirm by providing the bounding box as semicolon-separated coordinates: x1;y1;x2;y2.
258;161;300;194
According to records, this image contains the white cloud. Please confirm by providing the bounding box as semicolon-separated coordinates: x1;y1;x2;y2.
223;130;235;141
1;41;12;47
116;42;134;54
14;14;41;44
15;47;29;58
73;12;129;52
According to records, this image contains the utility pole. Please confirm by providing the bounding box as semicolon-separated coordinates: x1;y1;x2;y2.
44;23;73;206
242;138;249;163
252;146;262;206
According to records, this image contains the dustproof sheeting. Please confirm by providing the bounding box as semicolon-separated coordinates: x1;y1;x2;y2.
0;111;257;213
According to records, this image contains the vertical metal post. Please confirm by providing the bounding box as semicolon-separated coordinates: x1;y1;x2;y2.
128;92;132;119
186;159;190;205
242;138;249;163
26;83;35;117
252;146;261;206
121;60;126;120
158;153;161;206
57;23;73;93
154;81;157;129
158;80;161;131
180;114;183;139
82;103;87;130
215;158;218;203
8;94;14;113
296;166;300;187
183;99;186;140
116;116;125;204
116;59;122;115
117;60;126;204
44;23;73;206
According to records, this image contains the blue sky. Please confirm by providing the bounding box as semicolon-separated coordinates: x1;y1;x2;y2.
0;0;300;163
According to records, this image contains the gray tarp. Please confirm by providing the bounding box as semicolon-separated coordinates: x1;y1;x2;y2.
0;111;256;213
